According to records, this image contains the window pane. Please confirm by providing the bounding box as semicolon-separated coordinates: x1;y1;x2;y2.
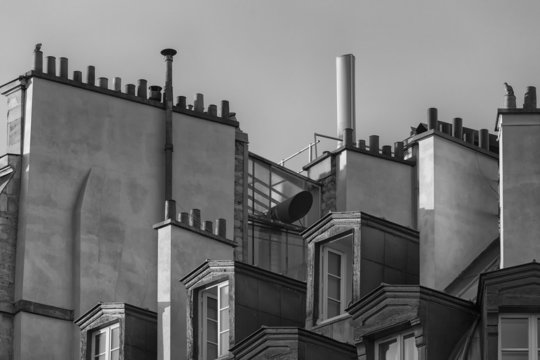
327;299;341;318
219;331;229;355
110;327;119;350
219;309;229;332
207;297;217;320
501;318;528;349
207;343;218;359
94;355;105;360
328;252;341;276
94;332;106;355
403;334;418;360
207;319;217;343
379;338;398;360
219;285;229;309
327;275;341;300
501;351;529;360
110;349;119;360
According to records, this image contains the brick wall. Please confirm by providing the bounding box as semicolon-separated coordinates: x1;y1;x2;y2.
233;130;249;261
319;156;337;215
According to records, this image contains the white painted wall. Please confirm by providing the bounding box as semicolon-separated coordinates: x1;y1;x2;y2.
499;113;540;268
417;135;499;290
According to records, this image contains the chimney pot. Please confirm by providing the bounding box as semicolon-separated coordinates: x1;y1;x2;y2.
87;66;95;86
113;77;122;92
382;145;392;156
98;77;108;89
428;108;438;130
358;139;366;150
125;84;135;95
343;128;354;147
194;93;204;112
176;96;186;109
394;141;404;159
208;104;218;117
137;79;148;98
164;200;176;221
215;218;226;238
73;71;82;82
524;86;537;109
480;129;490;151
59;57;68;78
189;209;201;228
149;85;162;101
33;44;43;73
204;221;213;233
46;56;56;76
221;100;230;118
369;135;379;154
179;212;189;224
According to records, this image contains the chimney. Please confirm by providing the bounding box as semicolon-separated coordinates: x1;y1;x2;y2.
498;85;540;267
336;54;356;147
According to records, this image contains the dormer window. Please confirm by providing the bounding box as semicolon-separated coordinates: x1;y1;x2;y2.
318;235;353;322
499;314;540;359
199;281;230;359
375;331;418;360
91;322;120;360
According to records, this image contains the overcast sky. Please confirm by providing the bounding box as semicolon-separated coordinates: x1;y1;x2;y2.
2;0;540;170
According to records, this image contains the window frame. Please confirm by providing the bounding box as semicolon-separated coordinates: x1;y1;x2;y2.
499;314;540;360
374;331;418;360
90;322;120;360
199;281;230;360
319;246;347;321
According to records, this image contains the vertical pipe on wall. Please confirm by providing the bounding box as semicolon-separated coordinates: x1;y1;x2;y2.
161;48;178;220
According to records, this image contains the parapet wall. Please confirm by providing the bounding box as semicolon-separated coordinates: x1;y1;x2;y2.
30;44;237;125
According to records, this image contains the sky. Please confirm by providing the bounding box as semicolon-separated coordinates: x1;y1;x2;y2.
2;0;540;171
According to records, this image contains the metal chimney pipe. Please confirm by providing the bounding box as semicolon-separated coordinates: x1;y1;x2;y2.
428;108;438;130
34;44;43;73
336;54;356;147
161;48;177;220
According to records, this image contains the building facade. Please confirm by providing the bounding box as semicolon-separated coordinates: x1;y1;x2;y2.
0;46;539;360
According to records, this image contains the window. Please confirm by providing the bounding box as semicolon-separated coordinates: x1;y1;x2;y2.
91;323;120;360
375;332;418;360
499;314;540;359
321;248;346;319
200;282;230;359
318;235;353;322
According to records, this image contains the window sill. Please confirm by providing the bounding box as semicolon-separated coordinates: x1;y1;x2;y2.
314;313;351;328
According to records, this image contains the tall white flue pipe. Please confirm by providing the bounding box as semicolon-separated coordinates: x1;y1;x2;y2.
336;54;356;147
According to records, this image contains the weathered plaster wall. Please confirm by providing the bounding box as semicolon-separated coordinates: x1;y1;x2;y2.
336;151;415;228
14;312;73;360
13;77;236;359
499;113;540;267
417;135;498;290
306;156;336;215
157;224;234;360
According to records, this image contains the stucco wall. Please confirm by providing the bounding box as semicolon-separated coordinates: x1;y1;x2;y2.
13;77;236;359
14;312;73;360
417;135;499;290
499;113;540;267
157;224;234;360
336;150;415;228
